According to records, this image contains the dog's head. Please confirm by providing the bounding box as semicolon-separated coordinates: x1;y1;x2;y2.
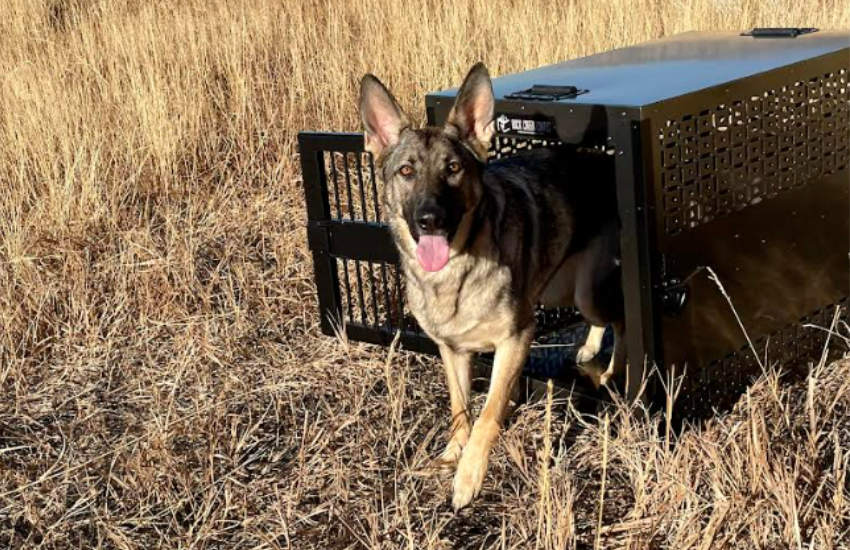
359;63;495;272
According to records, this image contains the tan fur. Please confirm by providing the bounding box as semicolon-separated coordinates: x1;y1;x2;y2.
436;343;473;465
393;215;518;352
451;325;534;509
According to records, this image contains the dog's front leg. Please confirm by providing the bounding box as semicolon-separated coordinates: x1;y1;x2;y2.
437;344;473;466
452;325;534;510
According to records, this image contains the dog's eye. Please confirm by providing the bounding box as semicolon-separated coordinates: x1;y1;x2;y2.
399;165;415;178
448;161;462;174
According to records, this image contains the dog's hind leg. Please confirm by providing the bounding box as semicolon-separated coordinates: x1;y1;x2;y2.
573;224;624;377
599;320;626;387
576;325;605;363
452;324;534;510
437;344;473;467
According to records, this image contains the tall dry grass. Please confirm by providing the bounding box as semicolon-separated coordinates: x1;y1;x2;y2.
0;0;848;548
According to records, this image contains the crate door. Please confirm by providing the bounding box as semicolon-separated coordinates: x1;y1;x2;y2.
298;132;437;354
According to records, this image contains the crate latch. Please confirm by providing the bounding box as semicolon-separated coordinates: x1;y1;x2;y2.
742;28;818;38
660;278;690;317
505;85;588;101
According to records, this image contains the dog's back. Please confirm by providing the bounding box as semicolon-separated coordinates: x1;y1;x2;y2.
481;146;619;307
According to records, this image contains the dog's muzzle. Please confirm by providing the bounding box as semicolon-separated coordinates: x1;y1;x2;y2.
414;203;447;237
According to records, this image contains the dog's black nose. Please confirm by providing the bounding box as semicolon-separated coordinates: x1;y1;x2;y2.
416;206;445;234
417;212;440;233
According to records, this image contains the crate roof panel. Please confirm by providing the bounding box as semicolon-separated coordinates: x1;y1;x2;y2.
427;31;849;108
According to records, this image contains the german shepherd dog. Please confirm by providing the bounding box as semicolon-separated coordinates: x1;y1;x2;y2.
359;63;625;510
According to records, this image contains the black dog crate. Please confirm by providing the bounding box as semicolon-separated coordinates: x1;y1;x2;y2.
300;30;850;417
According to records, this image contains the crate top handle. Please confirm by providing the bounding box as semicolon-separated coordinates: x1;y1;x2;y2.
742;28;819;38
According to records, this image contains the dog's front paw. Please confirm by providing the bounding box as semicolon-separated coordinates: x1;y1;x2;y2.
575;343;600;363
436;438;465;468
452;444;489;510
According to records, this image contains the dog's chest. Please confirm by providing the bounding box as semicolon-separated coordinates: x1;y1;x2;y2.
403;257;514;351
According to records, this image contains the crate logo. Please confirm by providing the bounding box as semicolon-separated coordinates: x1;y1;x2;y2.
494;114;554;137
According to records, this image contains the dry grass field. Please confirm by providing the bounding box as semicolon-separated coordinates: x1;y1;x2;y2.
1;0;849;548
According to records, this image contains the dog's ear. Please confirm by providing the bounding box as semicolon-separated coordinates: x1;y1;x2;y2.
445;62;495;158
359;74;410;159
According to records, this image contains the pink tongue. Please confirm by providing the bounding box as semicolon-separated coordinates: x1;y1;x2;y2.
416;235;450;272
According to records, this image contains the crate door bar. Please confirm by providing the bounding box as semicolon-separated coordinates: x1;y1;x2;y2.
612;117;662;402
299;132;358;336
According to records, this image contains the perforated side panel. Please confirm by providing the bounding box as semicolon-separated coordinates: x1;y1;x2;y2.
679;299;848;418
659;68;849;235
490;136;563;159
